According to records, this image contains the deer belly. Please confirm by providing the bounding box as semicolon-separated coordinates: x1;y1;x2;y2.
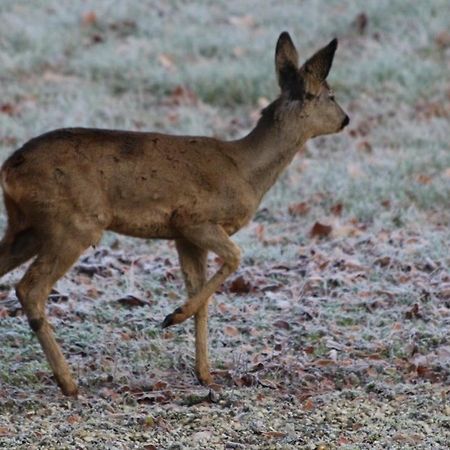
107;206;179;239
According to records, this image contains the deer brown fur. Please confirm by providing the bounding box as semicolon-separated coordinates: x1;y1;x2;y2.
0;32;349;396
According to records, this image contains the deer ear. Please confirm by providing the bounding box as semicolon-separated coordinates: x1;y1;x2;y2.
275;32;303;99
302;38;338;84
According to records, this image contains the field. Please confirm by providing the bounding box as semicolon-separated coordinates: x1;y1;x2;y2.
0;1;449;448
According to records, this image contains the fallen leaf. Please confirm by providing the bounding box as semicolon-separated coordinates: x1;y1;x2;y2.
229;275;252;293
82;10;97;25
0;103;18;116
67;415;81;424
117;295;148;307
415;174;432;185
352;12;368;34
153;380;168;390
357;140;372;153
262;431;286;439
435;30;450;48
224;325;240;337
347;162;364;178
0;426;12;437
158;53;176;71
273;319;291;330
405;303;421;319
288;202;310;216
330;203;343;216
229;15;256;28
310;222;332;238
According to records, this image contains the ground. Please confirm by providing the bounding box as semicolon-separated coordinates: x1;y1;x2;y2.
0;1;449;449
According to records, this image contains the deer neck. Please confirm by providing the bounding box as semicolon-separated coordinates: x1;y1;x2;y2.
231;100;309;201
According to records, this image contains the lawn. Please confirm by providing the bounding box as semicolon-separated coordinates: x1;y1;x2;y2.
0;1;449;448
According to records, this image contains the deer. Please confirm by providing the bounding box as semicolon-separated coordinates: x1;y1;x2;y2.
0;32;349;396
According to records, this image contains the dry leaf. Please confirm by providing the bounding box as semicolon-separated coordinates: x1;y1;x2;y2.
158;53;176;71
435;31;450;48
415;174;432;185
347;163;364;178
67;415;81;424
262;431;286;439
303;398;314;411
82;11;97;26
352;12;368;34
229;15;256;28
117;294;147;307
224;325;239;337
330;203;343;216
273;319;291;330
0;103;17;116
310;222;332;238
229;275;252;293
288;202;310;216
357;140;372;153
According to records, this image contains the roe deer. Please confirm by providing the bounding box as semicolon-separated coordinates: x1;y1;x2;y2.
0;32;349;396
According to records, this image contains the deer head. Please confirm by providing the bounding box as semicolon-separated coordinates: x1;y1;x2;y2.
275;32;349;140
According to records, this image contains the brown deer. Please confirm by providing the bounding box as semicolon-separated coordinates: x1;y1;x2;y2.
0;32;349;396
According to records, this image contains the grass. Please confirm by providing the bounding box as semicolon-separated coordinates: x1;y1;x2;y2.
0;0;449;449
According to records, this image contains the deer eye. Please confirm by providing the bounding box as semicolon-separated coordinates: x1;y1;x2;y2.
305;92;315;101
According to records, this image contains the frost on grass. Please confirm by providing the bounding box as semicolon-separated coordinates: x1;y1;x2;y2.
0;0;450;449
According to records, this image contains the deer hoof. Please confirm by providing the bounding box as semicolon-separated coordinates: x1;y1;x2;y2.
56;377;79;398
161;313;175;328
197;372;214;386
161;307;185;328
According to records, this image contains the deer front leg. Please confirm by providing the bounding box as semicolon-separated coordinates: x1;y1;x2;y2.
162;224;241;328
175;239;212;384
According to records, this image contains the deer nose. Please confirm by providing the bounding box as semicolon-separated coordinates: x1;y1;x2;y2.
341;115;350;129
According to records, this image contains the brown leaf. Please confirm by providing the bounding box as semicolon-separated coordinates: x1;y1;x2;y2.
0;426;12;437
405;303;421;319
435;31;450;48
224;325;240;337
153;380;168;390
229;15;256;28
235;373;257;387
415;174;432;185
82;11;97;26
330;203;343;216
288;201;310;216
229;275;252;293
303;398;315;411
67;415;81;424
375;256;391;267
169;85;198;105
352;12;368;34
0;103;17;116
357;140;372;153
273;319;290;330
158;53;176;71
117;294;148;307
262;431;286;439
310;222;332;238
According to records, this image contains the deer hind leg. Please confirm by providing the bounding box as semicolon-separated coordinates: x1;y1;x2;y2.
0;228;40;277
16;226;101;396
163;224;240;328
175;239;213;385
